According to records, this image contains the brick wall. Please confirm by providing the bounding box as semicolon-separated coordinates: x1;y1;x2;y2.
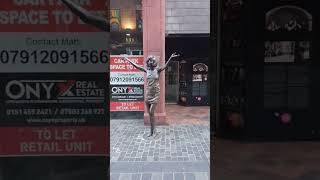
166;0;210;34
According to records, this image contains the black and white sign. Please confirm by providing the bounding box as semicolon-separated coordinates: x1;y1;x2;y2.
0;74;107;126
111;85;144;102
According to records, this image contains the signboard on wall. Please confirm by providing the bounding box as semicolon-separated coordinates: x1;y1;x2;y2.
0;74;107;126
0;0;109;73
0;0;109;157
110;55;144;111
0;127;108;156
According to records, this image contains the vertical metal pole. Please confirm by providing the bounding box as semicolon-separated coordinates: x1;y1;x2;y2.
215;0;222;136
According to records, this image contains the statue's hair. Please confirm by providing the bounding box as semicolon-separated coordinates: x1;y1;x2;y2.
147;55;157;61
146;55;158;67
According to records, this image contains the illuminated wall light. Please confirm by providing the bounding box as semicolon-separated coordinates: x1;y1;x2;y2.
122;21;136;30
121;9;136;30
125;28;132;36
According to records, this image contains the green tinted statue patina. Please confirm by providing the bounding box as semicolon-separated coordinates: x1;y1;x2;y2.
123;53;179;137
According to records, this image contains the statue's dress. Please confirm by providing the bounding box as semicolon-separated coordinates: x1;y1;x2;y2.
146;68;160;104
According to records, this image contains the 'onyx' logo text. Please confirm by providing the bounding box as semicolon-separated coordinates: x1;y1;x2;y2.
5;80;54;100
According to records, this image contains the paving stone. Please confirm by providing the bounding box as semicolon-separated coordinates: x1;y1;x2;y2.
151;173;162;180
111;173;120;180
174;173;184;180
163;173;174;180
119;173;131;180
194;172;209;180
184;173;196;180
141;173;152;180
130;174;141;180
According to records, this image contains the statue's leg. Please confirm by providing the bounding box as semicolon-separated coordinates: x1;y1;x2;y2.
149;103;157;136
146;103;152;137
146;103;151;115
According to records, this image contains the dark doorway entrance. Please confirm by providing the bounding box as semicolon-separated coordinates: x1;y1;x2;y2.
165;61;179;104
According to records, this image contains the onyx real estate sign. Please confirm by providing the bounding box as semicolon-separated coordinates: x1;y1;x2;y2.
110;55;144;111
0;0;109;157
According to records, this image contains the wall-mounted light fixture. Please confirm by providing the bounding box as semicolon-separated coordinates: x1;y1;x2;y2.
125;28;132;36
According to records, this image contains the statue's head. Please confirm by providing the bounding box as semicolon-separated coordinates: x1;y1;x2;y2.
146;55;158;69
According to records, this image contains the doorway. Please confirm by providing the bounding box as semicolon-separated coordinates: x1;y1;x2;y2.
165;61;179;104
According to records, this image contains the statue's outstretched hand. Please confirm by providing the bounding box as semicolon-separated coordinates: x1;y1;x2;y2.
170;52;180;58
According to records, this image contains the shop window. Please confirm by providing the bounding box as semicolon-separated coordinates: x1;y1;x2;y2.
265;5;312;32
264;65;309;109
264;5;311;110
110;2;143;55
110;9;121;32
193;63;208;72
264;41;311;63
192;63;208;96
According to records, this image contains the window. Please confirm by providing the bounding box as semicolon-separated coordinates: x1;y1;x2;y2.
263;5;311;109
265;5;312;32
192;63;208;96
110;9;121;32
110;0;144;119
110;1;143;55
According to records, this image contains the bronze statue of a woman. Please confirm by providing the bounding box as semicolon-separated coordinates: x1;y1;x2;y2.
123;53;179;137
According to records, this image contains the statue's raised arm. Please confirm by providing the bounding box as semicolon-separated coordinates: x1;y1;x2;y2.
158;52;180;72
60;0;109;32
122;56;147;72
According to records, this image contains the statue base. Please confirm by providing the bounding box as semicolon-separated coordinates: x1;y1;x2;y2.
142;131;161;140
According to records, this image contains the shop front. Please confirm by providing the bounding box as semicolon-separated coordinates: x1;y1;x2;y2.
165;35;210;106
216;0;320;140
110;0;210;122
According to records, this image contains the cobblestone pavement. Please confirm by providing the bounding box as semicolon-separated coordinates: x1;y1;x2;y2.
111;121;210;162
110;118;210;180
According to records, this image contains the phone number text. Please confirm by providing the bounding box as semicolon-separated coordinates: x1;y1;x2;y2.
0;50;109;64
110;77;144;83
